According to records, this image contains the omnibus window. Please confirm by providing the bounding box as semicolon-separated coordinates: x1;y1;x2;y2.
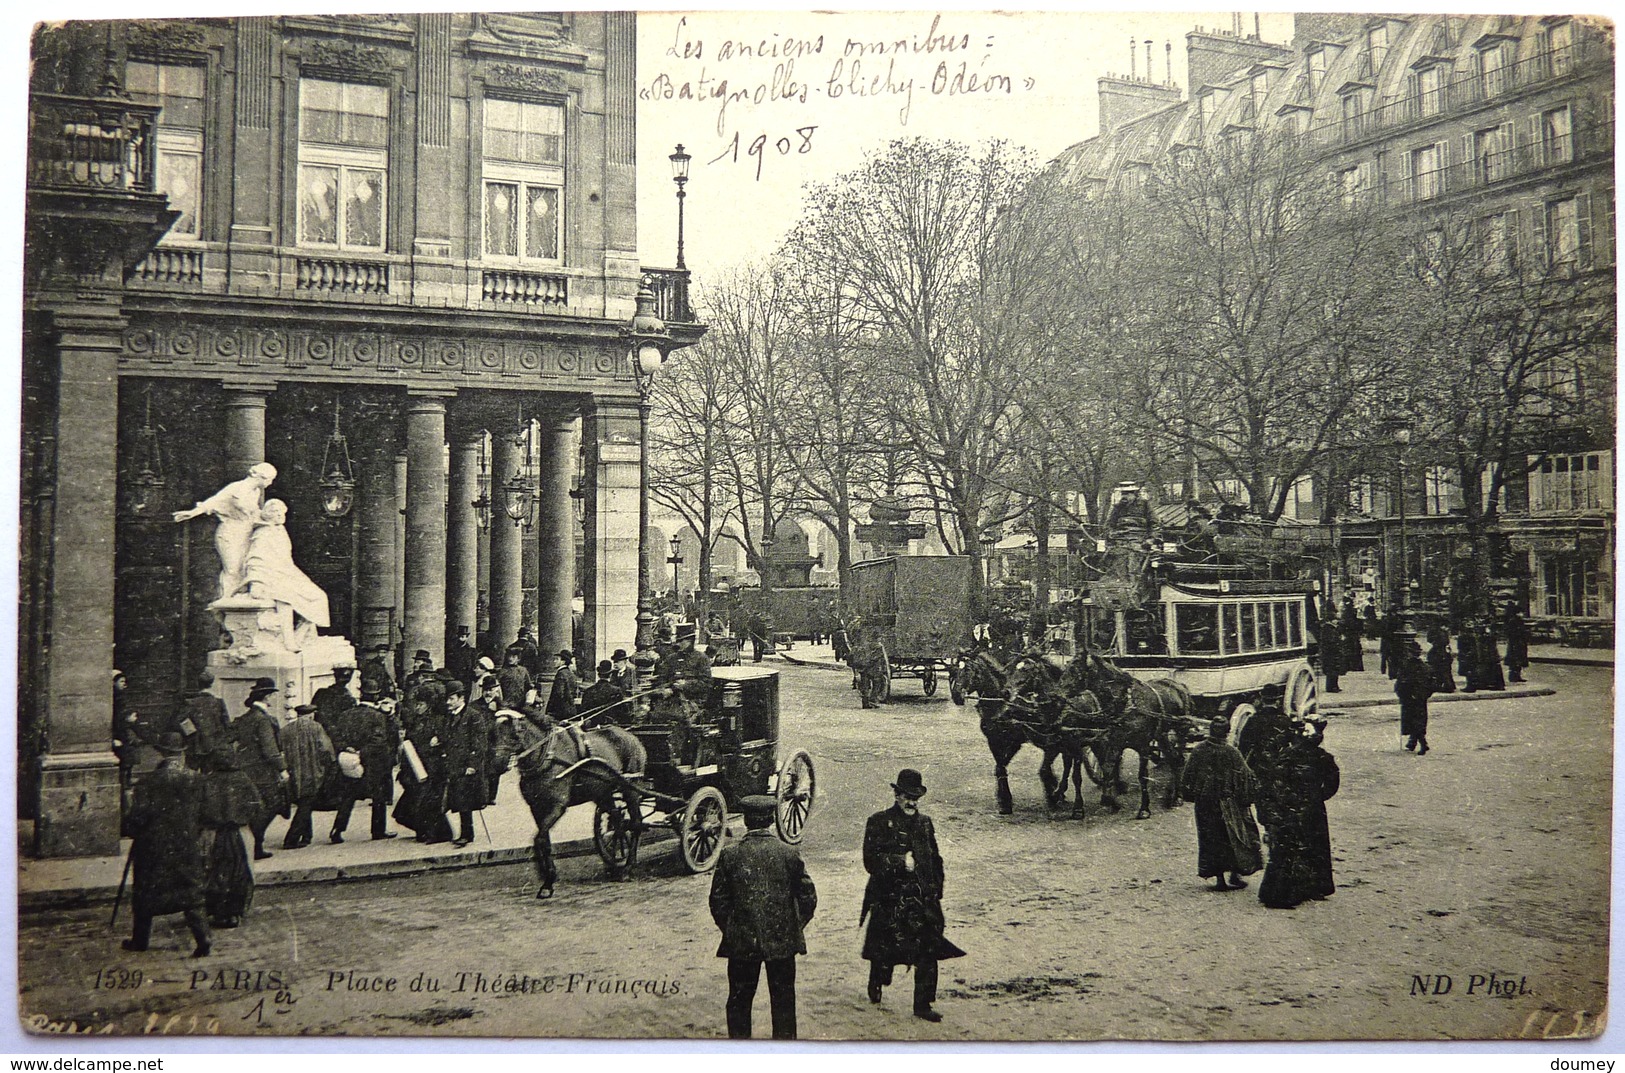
1127;605;1167;654
1175;604;1220;653
1288;602;1303;646
1239;603;1257;651
1272;603;1289;648
1221;604;1240;654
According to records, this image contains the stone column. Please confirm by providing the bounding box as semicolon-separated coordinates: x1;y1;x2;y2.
35;311;124;858
581;399;642;667
222;386;271;483
403;395;449;665
393;454;407;662
488;428;524;652
446;426;481;652
356;418;402;653
537;412;578;660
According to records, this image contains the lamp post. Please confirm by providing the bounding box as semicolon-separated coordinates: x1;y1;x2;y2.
979;532;998;594
628;277;671;654
669;144;691;271
1393;423;1412;615
668;535;685;610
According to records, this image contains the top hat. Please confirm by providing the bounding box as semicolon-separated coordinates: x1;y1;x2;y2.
413;650;432;663
891;769;928;798
557;649;574;662
612;649;628;661
675;623;697;642
597;659;614;677
739;795;779;827
157;731;188;755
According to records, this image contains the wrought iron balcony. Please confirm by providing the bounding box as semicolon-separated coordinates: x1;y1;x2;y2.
28;93;160;194
642;267;694;324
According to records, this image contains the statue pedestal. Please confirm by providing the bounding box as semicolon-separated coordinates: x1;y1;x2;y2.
207;595;356;723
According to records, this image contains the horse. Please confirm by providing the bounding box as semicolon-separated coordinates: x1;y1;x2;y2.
1074;649;1194;819
505;717;647;898
960;647;1087;817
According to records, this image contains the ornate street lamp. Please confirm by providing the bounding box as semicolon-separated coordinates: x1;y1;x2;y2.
472;435;492;531
669;144;691;271
127;386;166;519
668;534;685;604
318;399;357;518
628;276;672;653
1391;421;1413;614
501;411;536;529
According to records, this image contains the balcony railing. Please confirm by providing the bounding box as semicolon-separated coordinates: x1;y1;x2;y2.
643;267;693;324
28;93;160;194
295;256;390;295
1303;37;1609;151
482;268;568;307
133;247;204;286
1395;116;1611;204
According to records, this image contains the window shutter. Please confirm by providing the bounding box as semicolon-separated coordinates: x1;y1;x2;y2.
1576;191;1593;267
1602;188;1617;267
1504;209;1520;271
1530;203;1549;268
1524;114;1541;167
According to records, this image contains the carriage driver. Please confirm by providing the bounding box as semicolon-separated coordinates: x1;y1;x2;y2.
1106;482;1157;543
654;622;714;765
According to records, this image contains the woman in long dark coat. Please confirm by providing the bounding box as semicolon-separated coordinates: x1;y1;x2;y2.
1254;724;1340;909
394;687;453;844
1339;599;1365;672
124;733;213;957
1503;605;1531;683
1425;624;1457;694
1394;633;1435;753
184;676;259;929
1180;717;1264;891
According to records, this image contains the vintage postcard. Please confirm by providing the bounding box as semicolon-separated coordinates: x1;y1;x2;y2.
12;7;1615;1045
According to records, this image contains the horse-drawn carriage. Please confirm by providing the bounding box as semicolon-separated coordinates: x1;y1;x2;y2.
849;555;976;699
589;666;816;875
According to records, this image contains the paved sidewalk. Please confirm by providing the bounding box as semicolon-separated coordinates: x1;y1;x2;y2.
16;767;674;911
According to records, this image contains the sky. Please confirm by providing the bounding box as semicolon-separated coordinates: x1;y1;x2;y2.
635;9;1297;275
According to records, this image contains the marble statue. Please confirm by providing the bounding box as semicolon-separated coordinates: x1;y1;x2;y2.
239;500;330;651
173;462;277;601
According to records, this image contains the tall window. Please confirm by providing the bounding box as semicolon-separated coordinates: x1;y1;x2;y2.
1411;144;1441;200
1545;196;1586;266
1546;20;1575;77
1478;43;1508;96
1348;475;1376;514
1475;123;1512;182
482;98;565;263
1478;212;1515;274
1423;466;1460;514
1416;66;1444;116
1541;105;1574;165
127;61;205;239
1307;50;1326;95
297;79;389;251
1366;24;1390;70
1529;452;1610;512
1341;91;1365;135
1339;165;1363;207
1250;70;1269;103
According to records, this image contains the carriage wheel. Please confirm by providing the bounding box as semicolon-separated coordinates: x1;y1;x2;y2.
878;647;892;702
922;669;938;696
774;749;817;845
678;786;728;873
592;790;640;874
1226;701;1257;748
1287;664;1319;720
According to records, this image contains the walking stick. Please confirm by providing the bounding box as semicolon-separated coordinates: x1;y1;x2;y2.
477;807;492;845
109;843;135;929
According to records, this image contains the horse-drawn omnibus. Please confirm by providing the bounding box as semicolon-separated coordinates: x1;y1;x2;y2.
850;554;976;699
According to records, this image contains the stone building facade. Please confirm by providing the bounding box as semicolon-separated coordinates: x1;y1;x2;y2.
1045;13;1614;640
22;14;700;856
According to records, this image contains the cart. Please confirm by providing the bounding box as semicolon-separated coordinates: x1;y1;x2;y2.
850;555;976;700
591;666;817;874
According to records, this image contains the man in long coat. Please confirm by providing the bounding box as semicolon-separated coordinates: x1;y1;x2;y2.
1503;604;1532;683
443;681;489;846
178;672;257;930
581;660;630;726
1318;615;1344;693
311;665;357;738
1425;624;1457;694
1394;629;1435;754
861;769;964;1023
547;649;580;722
497;646;534;712
329;678;399;842
1339;596;1366;672
233;686;289;861
123;732;212;958
1180;716;1264;891
709;796;817;1040
395;681;453;844
279;703;336;849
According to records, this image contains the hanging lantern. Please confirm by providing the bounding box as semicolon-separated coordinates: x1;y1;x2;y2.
502;468;534;528
318;399;357;518
127;387;166;519
472;433;492;530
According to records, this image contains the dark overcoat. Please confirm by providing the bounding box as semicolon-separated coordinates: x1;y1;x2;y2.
280;716;336;803
860;807;965;966
548;665;580;721
444;702;492;814
1318;619;1345;678
1339;606;1366;671
709;829;817;960
1180;738;1264;879
581;679;628;724
1394;652;1435;738
497;665;533;710
182;692;260;827
310;682;355;738
232;705;288;821
330;701;395;804
128;759;207;917
1503;613;1531;671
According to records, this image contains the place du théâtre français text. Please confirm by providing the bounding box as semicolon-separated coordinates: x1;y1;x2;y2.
640;12;1038;181
25;966;682;1035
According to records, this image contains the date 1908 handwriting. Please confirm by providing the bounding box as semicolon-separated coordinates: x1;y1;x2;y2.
709;126;817;181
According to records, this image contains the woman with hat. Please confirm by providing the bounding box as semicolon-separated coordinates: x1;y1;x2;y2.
233;684;290;860
861;769;964;1023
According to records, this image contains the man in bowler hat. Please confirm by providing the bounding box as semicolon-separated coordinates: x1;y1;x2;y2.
709;795;817;1039
861;769;964;1022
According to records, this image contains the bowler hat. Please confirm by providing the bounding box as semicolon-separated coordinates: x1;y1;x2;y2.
891;769;928;798
333;664;354;675
360;676;385;695
597;660;614;677
246;685;278;704
740;795;778;827
157;732;188;755
252;677;277;691
612;649;628;661
557;649;574;662
371;643;390;653
443;679;467;698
